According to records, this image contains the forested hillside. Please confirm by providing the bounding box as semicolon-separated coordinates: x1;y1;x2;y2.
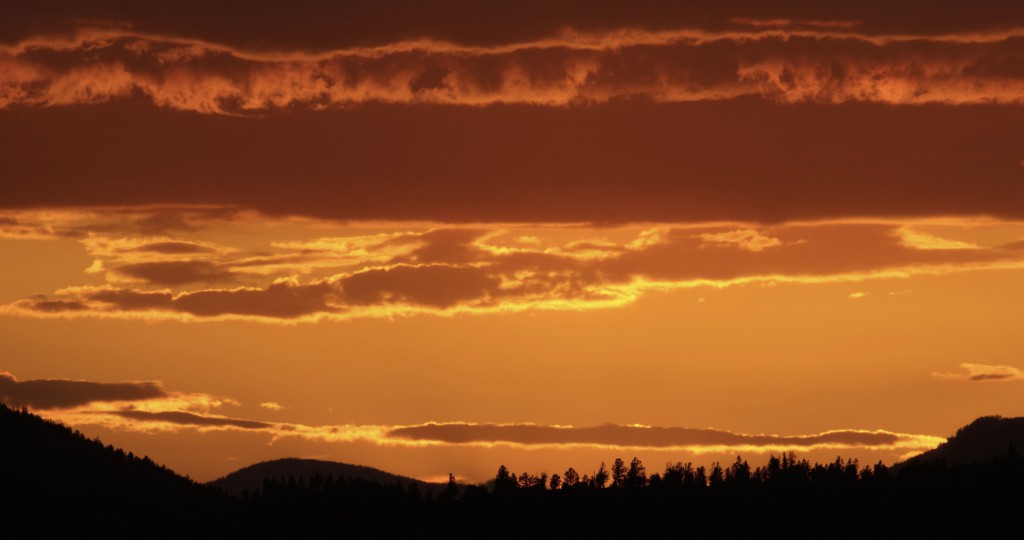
4;404;1023;537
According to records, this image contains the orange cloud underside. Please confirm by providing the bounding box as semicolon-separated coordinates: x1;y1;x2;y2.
3;209;1024;323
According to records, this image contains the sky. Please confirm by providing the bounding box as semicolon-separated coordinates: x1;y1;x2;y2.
2;0;1024;484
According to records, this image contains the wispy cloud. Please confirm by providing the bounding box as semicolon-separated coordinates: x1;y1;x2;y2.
899;228;981;251
385;422;943;453
6;371;943;454
113;410;272;430
57;414;944;454
933;363;1024;382
696;229;783;252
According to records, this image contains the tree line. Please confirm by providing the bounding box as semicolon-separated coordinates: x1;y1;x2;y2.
492;453;882;492
5;401;1024;537
232;449;1023;537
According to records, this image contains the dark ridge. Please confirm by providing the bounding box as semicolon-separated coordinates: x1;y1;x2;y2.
4;403;1024;537
0;402;210;499
0;402;225;536
909;415;1024;466
209;457;445;495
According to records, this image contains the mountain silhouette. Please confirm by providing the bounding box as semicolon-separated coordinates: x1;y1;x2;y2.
0;403;223;537
209;457;445;495
4;402;1023;536
0;402;212;500
908;415;1024;465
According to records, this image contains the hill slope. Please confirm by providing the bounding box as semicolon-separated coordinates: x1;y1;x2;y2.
2;405;1024;536
909;415;1024;465
0;403;224;536
209;457;444;495
0;403;212;500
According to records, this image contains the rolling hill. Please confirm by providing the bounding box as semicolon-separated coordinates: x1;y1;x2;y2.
908;415;1024;465
0;403;224;536
0;402;213;500
208;457;445;495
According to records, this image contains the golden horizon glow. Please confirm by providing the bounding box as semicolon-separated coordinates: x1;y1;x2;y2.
4;4;1024;485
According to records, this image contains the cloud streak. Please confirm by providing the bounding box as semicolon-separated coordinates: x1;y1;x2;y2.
4;371;943;454
52;413;945;454
5;25;1024;114
113;410;272;430
933;363;1024;382
112;260;237;285
386;422;918;450
0;371;165;409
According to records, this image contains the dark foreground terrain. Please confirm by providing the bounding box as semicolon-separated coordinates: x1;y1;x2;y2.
2;403;1023;538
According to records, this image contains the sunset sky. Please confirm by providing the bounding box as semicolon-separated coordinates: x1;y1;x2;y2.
3;1;1024;484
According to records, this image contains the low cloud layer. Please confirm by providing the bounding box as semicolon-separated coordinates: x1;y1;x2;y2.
7;370;941;454
57;412;945;454
387;423;912;450
5;210;1024;322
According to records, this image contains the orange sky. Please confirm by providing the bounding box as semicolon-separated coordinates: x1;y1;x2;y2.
3;1;1024;483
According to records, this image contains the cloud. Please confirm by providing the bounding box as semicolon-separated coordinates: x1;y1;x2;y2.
11;370;943;453
4;101;1024;224
0;208;241;241
171;281;338;318
27;300;89;313
7;216;1024;322
899;228;981;250
130;241;216;254
132;209;241;234
86;289;175;310
46;409;945;454
0;371;165;409
384;422;939;451
112;260;236;285
933;363;1024;382
8;1;1024;53
5;10;1024;226
0;216;53;239
697;229;782;252
4;24;1024;114
14;282;339;320
113;410;271;430
338;265;500;308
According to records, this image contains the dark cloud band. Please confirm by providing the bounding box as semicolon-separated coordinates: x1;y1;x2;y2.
387;423;902;448
113;410;271;430
2;102;1022;224
0;371;166;409
5;26;1024;114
